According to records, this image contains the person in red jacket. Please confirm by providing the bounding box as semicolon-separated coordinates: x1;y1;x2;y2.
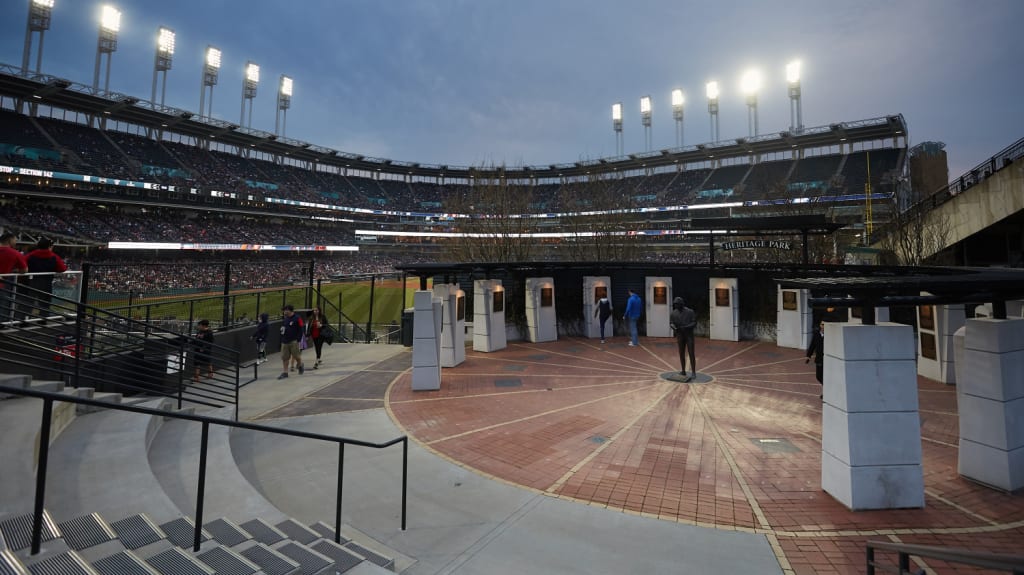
24;237;67;315
0;232;28;323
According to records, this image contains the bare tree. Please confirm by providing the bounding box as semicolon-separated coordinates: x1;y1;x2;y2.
875;181;952;265
441;166;538;263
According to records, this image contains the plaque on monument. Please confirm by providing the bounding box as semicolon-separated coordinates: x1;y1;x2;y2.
782;290;798;311
920;331;937;360
457;294;466;321
918;305;934;331
541;287;553;307
493;290;504;313
653;286;667;305
594;285;607;302
715;287;730;307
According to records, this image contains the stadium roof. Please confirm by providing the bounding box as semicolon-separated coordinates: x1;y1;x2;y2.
0;64;906;181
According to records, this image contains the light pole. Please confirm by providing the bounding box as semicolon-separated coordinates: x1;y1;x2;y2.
612;102;623;157
742;69;761;138
706;81;719;143
199;45;221;119
671;88;684;148
92;4;120;93
640;95;652;152
276;75;292;137
787;60;803;133
151;26;174;107
22;0;54;76
240;61;259;129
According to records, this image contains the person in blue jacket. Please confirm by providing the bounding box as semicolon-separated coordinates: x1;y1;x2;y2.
623;288;642;346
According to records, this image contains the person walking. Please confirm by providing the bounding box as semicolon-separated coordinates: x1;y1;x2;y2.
251;312;269;364
278;304;305;379
670;297;697;381
24;238;67;315
623;288;642;346
0;232;27;323
306;307;330;369
192;319;215;383
805;320;825;398
594;294;612;343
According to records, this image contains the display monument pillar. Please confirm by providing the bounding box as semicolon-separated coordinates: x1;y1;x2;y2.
957;316;1024;491
916;293;965;384
848;305;890;324
777;286;812;350
709;277;738;341
645;276;672;337
525;277;556;343
473;279;506;352
583;276;611;339
411;290;442;391
821;321;924;510
434;283;465;368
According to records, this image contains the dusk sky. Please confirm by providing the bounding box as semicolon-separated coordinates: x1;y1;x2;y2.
1;0;1021;179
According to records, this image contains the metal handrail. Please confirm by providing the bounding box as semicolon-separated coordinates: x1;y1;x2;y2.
0;384;408;556
866;539;1024;574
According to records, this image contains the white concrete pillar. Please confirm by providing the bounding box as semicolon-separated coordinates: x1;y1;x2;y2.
821;322;924;510
583;276;612;339
434;283;465;368
958;317;1024;491
473;279;506;352
709;277;738;341
777;287;812;350
525;277;556;342
916;295;965;385
645;277;673;337
411;290;442;391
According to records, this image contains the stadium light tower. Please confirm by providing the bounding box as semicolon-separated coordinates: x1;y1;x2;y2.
612;102;623;156
92;4;120;93
640;95;652;152
671;88;684;148
199;45;221;119
706;81;719;143
151;26;174;107
276;75;292;136
787;60;803;133
741;69;761;137
22;0;54;76
240;60;259;128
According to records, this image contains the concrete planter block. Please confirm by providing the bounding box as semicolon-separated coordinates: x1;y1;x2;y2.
826;358;919;413
957;393;1024;450
826;323;915;362
822;406;923;467
822;450;925;510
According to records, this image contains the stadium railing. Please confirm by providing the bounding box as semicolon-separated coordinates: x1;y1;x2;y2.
865;539;1024;574
0;278;249;418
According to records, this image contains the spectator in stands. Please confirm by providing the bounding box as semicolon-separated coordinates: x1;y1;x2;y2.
24;237;68;315
0;232;27;323
192;319;215;383
624;288;642;347
278;304;305;379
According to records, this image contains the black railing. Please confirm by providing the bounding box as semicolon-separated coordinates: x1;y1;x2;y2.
0;385;408;556
866;539;1024;574
0;281;248;418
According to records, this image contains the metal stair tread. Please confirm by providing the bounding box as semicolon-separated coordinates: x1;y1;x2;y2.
25;550;95;575
275;542;332;575
109;515;165;550
309;540;364;574
238;543;299;575
202;518;251;548
90;551;159;575
195;546;259;575
273;520;318;546
0;549;29;575
308;523;348;545
237;520;285;547
145;547;214;575
0;512;61;552
157;518;208;549
343;542;394;571
57;514;117;551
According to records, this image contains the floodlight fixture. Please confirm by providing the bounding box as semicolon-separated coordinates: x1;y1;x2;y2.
276;74;292;136
640;95;652;151
741;69;761;137
612;101;623;157
199;45;220;119
151;26;174;106
240;60;259;128
671;88;684;148
706;81;720;143
22;0;55;76
93;4;120;93
787;60;803;133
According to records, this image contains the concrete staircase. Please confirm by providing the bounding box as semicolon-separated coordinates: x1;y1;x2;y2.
0;375;402;574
